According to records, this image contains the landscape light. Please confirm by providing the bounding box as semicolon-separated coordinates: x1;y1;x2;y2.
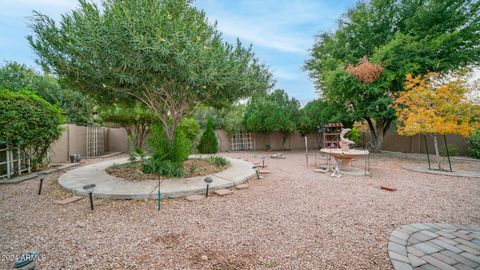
204;177;213;198
83;184;96;210
37;172;48;195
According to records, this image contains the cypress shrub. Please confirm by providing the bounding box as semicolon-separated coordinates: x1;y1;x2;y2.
198;117;218;154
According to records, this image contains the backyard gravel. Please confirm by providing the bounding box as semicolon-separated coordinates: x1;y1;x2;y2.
0;151;479;269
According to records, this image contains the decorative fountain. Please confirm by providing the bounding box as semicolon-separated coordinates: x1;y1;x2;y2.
320;128;369;177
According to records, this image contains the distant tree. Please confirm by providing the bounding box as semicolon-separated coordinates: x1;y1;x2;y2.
244;89;299;150
395;73;480;170
198;117;218;154
193;105;228;129
0;62;96;125
28;0;273;156
99;103;155;149
223;105;246;136
297;99;350;136
305;0;480;152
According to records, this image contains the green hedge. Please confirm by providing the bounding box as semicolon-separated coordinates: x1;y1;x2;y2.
0;89;63;169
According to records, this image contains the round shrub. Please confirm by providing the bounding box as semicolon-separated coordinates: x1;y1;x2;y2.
0;89;63;169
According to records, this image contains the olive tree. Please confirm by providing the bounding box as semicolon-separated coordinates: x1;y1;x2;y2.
28;0;273;151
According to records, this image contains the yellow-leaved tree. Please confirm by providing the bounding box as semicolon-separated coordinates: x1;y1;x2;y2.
395;73;480;170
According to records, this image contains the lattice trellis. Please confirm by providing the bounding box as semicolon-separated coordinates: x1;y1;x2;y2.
86;126;105;158
230;131;252;151
0;147;31;179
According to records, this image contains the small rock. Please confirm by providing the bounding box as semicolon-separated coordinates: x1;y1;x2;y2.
213;189;233;196
380;185;397;192
185;195;205;201
235;184;249;190
201;255;208;261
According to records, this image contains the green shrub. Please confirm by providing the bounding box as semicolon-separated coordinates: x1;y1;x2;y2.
198;117;218;154
143;122;193;177
207;156;228;167
346;127;361;145
171;131;193;162
0;89;63;169
147;123;193;163
178;118;200;142
468;128;480;158
142;158;184;177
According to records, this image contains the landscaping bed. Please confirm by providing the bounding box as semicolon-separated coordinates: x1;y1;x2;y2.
105;158;230;181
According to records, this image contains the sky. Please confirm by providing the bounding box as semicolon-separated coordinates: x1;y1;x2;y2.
0;0;357;104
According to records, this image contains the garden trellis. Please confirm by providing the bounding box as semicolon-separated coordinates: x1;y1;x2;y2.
231;131;253;151
0;146;31;179
86;126;105;158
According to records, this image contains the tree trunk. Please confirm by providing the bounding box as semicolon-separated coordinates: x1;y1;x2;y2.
281;132;289;151
365;118;391;152
265;134;272;151
432;133;442;170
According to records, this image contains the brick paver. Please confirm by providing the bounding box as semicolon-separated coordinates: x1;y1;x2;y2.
388;224;480;270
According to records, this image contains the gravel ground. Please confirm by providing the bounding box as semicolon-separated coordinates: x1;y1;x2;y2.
0;151;479;269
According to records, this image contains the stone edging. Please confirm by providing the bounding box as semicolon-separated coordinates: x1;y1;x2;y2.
58;156;256;199
0;163;79;184
388;223;480;270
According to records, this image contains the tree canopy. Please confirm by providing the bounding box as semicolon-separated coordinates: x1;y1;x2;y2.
395;73;480;138
395;73;480;169
297;99;349;136
305;0;480;151
28;0;273;148
0;62;96;125
99;102;156;148
243;89;300;149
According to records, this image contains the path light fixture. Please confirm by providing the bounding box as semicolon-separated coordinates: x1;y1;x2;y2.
37;172;48;195
157;176;161;211
255;170;260;180
83;184;96;210
204;177;213;198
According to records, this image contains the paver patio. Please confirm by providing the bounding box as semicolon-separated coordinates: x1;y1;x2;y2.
389;224;480;270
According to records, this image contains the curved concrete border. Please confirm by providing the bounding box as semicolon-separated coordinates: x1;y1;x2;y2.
388;223;480;270
58;156;255;199
403;164;480;178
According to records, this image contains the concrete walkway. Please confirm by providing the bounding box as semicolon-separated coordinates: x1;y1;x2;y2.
58;156;255;199
388;223;480;270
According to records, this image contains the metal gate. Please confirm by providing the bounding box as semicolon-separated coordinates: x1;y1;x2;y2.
86;126;105;158
230;131;253;151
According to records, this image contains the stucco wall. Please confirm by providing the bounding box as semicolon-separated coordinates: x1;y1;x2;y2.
108;128;130;153
47;125;472;163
